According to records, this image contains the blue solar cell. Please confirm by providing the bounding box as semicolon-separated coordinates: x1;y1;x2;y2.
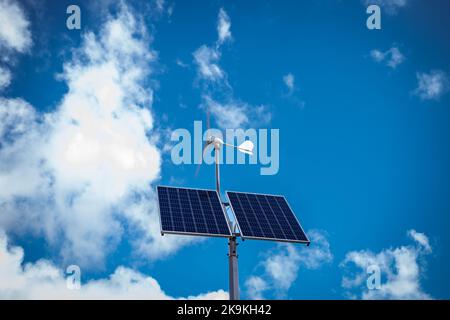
157;186;231;237
227;191;309;243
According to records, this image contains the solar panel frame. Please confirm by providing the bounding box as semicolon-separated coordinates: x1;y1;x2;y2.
157;185;232;238
226;191;310;244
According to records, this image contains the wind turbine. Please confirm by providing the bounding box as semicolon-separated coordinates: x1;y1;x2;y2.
195;111;254;196
195;111;254;300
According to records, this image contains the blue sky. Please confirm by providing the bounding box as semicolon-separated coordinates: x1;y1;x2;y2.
0;0;449;299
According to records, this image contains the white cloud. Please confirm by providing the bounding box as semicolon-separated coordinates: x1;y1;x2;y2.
0;231;227;299
264;244;301;292
245;230;332;299
0;0;32;52
0;66;11;89
282;72;305;107
414;70;449;101
193;45;224;81
217;8;232;44
370;46;405;69
167;3;175;18
283;73;295;91
296;230;333;269
245;276;268;300
408;229;431;252
203;96;248;129
202;95;270;130
192;7;233;82
193;9;271;129
155;0;165;12
0;5;194;268
0;0;32;91
362;0;408;15
386;47;404;68
175;58;188;68
153;0;175;18
340;229;433;300
0;97;36;142
186;290;228;300
370;49;385;62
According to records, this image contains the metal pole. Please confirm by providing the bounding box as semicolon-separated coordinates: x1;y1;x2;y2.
214;145;239;300
215;145;220;196
228;236;239;300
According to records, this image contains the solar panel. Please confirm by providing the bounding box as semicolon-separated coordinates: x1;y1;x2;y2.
226;191;309;244
157;186;232;238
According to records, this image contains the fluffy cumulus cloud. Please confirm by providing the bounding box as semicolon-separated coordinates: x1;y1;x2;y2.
245;276;268;300
0;0;32;53
0;0;32;91
245;230;333;299
370;46;405;69
263;244;302;293
414;70;449;101
362;0;407;15
340;229;432;300
0;5;196;269
0;231;227;299
0;97;36;141
193;8;270;130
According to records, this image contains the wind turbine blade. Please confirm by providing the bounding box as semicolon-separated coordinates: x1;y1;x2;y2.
194;163;202;177
239;149;253;156
195;142;212;177
206;109;211;130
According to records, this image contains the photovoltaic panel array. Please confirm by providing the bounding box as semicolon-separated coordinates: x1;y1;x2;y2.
157;186;231;237
227;191;309;244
